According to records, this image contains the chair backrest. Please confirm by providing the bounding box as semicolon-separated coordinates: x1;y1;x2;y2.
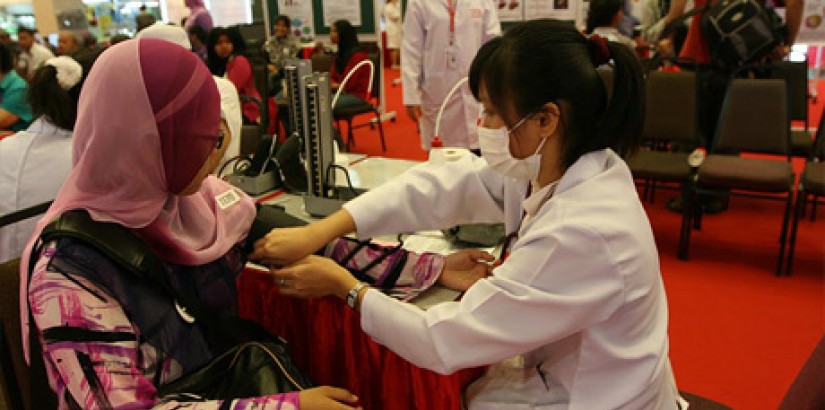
713;78;789;156
769;61;808;126
0;259;28;410
596;67;614;104
310;53;333;73
643;70;699;147
778;335;825;410
812;106;825;161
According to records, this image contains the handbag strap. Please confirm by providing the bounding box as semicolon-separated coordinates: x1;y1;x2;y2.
35;210;272;345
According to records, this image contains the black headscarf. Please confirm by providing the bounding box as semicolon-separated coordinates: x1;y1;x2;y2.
206;26;247;76
333;20;360;74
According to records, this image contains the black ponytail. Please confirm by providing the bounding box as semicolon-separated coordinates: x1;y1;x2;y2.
598;41;644;160
468;19;644;169
28;65;81;131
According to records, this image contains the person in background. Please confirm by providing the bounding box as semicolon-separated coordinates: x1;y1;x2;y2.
109;33;131;46
0;28;20;55
0;56;90;263
135;4;157;32
0;43;32;132
263;15;301;97
184;0;214;34
618;0;639;38
207;27;262;124
0;29;9;43
658;0;802;213
188;25;208;61
382;0;402;69
330;20;370;110
56;31;82;56
402;0;500;150
16;27;54;79
251;19;682;410
20;38;362;410
587;0;637;52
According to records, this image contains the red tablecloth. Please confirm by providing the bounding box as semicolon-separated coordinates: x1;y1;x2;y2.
238;268;484;409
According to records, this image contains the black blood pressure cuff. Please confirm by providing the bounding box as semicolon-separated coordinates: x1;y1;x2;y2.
243;203;308;254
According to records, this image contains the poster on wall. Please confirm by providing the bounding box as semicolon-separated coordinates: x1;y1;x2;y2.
797;0;825;44
496;0;525;22
323;0;362;27
524;0;576;21
524;0;553;19
278;0;315;42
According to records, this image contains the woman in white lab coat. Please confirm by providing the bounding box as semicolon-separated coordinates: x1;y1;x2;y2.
0;57;85;263
402;0;500;150
251;20;682;409
382;0;402;69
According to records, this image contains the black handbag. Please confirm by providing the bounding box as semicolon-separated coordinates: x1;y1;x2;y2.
31;209;314;405
158;341;313;402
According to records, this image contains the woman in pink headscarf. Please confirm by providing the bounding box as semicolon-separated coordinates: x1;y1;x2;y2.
19;38;361;410
183;0;213;33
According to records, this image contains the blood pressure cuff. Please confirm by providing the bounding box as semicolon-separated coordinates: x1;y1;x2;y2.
243;203;308;254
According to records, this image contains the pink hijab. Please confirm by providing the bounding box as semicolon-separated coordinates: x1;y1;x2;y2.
20;38;255;360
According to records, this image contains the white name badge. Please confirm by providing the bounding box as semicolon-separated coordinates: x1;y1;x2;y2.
216;189;242;210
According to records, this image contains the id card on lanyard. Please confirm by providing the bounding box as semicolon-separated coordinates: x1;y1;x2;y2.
445;0;459;69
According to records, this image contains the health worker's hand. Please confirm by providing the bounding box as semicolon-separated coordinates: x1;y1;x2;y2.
406;105;422;123
249;226;325;267
273;255;358;299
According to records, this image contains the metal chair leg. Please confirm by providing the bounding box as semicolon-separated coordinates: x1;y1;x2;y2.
346;117;355;150
776;190;794;276
811;194;818;221
374;109;386;152
678;182;694;260
785;187;806;276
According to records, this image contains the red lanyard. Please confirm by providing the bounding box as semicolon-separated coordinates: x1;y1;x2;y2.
447;0;457;40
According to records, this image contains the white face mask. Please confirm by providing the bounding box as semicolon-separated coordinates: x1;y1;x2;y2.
478;114;548;181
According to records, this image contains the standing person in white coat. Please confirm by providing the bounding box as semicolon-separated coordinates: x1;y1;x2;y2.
0;56;86;263
402;0;500;150
251;20;684;409
382;0;403;69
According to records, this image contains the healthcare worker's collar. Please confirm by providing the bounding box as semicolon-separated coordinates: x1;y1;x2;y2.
523;179;560;220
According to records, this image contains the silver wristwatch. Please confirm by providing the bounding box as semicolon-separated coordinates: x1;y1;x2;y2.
346;282;369;309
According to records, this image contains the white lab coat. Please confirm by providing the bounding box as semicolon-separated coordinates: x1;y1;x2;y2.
0;119;72;263
383;2;403;49
402;0;500;150
343;149;680;409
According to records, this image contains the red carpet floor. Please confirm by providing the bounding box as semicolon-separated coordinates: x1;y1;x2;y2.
341;69;825;409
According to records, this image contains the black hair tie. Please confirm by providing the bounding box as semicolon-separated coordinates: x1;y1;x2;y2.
588;34;611;66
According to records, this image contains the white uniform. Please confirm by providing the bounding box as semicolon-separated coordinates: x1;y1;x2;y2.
383;1;403;49
343;149;680;409
0;119;72;263
402;0;500;149
214;76;242;164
